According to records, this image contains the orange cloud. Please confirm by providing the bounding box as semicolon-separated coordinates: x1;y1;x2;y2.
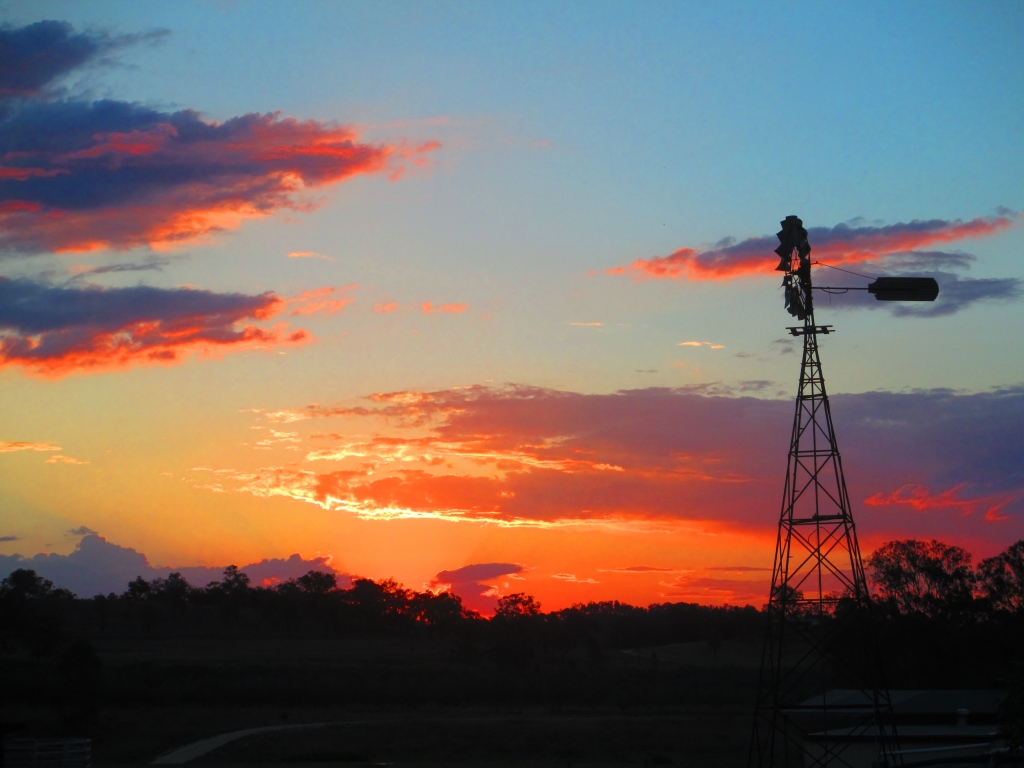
45;454;89;465
288;285;357;316
287;251;333;261
189;385;1024;556
374;301;399;314
422;302;468;314
0;440;61;453
1;108;441;253
607;214;1016;281
0;276;309;376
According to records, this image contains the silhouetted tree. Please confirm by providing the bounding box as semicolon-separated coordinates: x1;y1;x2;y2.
0;568;74;600
344;578;412;630
220;565;251;593
977;539;1024;614
126;576;151;600
297;570;337;595
495;592;541;618
410;590;465;627
867;539;975;618
0;569;73;659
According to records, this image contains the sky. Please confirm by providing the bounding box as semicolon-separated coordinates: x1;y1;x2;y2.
1;1;1022;612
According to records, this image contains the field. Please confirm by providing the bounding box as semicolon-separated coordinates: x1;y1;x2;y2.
3;632;762;766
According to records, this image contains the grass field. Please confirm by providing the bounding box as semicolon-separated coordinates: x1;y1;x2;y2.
3;639;762;766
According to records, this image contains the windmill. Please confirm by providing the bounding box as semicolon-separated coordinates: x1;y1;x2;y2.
748;216;938;768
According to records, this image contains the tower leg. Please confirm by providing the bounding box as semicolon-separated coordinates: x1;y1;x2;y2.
748;316;899;767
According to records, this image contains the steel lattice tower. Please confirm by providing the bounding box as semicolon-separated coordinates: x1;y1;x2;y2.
748;217;900;768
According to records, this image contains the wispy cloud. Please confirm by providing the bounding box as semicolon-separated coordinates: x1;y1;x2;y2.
422;302;468;314
288;285;357;316
287;251;334;261
0;440;61;453
865;484;1021;523
678;341;724;349
46;454;89;465
67;258;173;278
551;573;599;584
597;565;685;573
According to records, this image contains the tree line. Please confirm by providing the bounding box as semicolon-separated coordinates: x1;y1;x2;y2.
2;538;1023;748
2;537;1023;657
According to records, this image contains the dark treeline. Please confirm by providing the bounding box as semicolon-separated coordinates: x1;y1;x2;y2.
2;537;1023;743
0;564;763;663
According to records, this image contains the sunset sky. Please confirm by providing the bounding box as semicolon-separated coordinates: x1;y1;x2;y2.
1;1;1023;612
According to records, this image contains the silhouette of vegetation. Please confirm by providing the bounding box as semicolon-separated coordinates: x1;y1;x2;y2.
867;539;976;618
2;539;1023;760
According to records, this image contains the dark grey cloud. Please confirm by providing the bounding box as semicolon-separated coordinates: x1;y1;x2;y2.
0;21;420;255
0;534;349;597
67;258;172;279
871;250;976;271
0;276;293;374
0;276;277;334
815;271;1022;317
433;562;524;614
68;525;97;536
0;535;17;542
0;21;168;103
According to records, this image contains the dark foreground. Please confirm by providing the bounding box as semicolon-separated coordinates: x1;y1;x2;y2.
5;632;761;766
4;536;1024;765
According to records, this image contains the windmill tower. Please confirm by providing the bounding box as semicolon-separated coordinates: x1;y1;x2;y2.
748;217;937;768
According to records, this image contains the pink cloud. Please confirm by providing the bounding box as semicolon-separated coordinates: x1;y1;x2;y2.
288;285;357;316
607;215;1016;281
0;276;308;376
865;484;1021;523
196;384;1024;552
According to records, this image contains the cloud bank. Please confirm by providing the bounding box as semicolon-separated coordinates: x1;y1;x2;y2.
0;533;349;597
0;276;306;375
0;21;437;254
194;384;1024;549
